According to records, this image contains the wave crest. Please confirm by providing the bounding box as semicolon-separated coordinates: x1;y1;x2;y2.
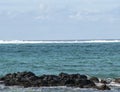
0;40;120;44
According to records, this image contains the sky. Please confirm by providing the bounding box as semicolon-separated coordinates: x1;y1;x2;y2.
0;0;120;40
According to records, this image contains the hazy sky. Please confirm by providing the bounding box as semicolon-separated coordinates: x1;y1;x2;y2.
0;0;120;40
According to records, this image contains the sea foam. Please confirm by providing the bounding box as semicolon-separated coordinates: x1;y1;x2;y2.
0;40;120;44
0;85;119;92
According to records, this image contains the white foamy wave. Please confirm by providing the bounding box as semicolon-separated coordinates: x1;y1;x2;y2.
0;85;120;92
108;82;120;87
0;40;120;44
0;85;111;92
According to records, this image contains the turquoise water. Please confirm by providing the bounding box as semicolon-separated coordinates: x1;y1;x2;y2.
0;43;120;79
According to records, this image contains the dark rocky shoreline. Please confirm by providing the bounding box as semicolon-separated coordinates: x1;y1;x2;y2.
0;71;118;90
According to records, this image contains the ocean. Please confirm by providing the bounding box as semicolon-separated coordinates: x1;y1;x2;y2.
0;40;120;92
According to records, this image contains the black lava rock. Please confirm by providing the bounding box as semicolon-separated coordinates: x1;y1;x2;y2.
0;71;111;90
96;84;111;90
90;77;99;83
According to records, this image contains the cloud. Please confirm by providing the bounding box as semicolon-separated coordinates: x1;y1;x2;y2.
0;0;120;23
68;6;120;22
39;4;45;11
33;0;120;23
68;9;101;21
34;15;48;20
0;11;19;19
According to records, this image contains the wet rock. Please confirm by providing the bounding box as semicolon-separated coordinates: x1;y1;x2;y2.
58;73;89;87
59;73;69;80
63;79;75;87
42;75;59;81
0;77;4;81
0;81;4;84
69;74;87;80
59;73;87;80
0;71;38;87
16;71;37;79
114;78;120;83
96;84;111;90
39;75;60;86
101;78;112;84
100;79;107;84
89;77;99;83
79;80;96;88
0;71;111;90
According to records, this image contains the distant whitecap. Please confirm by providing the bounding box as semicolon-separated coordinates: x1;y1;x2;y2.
0;40;120;44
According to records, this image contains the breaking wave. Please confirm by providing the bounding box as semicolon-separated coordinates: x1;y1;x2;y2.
0;40;120;44
0;84;120;92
